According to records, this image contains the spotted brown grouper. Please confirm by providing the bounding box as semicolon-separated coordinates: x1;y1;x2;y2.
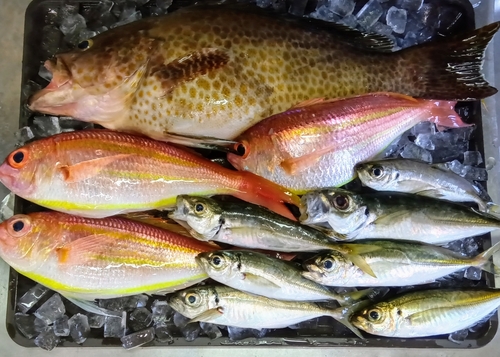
29;3;499;140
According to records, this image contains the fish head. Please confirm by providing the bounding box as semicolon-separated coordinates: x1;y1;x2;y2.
356;161;401;191
302;251;348;284
0;214;59;270
300;189;369;235
0;142;56;198
352;302;398;337
28;22;157;125
168;286;219;320
196;251;239;282
169;195;223;240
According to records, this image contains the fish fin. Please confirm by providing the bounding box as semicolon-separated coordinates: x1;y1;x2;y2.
399;22;499;100
232;171;301;220
485;202;500;217
345;254;377;278
280;147;334;175
474;241;500;274
415;189;446;199
334;244;383;278
329;300;372;340
64;297;122;317
190;307;224;323
338;288;376;306
289;97;326;109
56;234;118;265
153;48;230;96
121;212;192;237
372;210;410;226
242;273;282;291
58;154;132;183
162;132;238;152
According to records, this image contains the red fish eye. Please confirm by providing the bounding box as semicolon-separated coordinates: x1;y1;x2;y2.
6;215;31;237
233;141;249;159
7;148;29;169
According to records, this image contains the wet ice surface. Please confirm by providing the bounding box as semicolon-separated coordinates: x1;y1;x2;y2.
14;0;496;350
0;192;15;222
34;294;66;325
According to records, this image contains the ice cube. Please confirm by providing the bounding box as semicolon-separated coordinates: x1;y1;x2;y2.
99;295;148;312
121;327;155;349
32;116;62;137
412;121;436;136
461;165;488;182
58;117;94;131
56;4;80;26
369;22;393;37
38;64;53;82
34;326;59;351
463;151;483;166
417;26;434;44
78;28;97;44
129;307;153;332
15;126;35;145
356;0;384;29
54;315;70;337
60;14;87;36
414;133;435;150
69;313;90;344
289;0;308;16
34;317;48;333
41;25;63;57
448;328;468;344
181;322;201;342
173;311;190;329
151;300;173;325
15;313;39;339
17;284;50;314
288;318;320;330
110;10;142;29
339;14;358;29
88;313;106;329
402;31;418;48
398;0;423;12
94;26;109;34
104;313;127;338
227;326;263;340
0;192;15;224
154;322;174;344
486;157;496;171
200;322;223;339
309;5;341;22
462;237;479;257
22;80;43;100
157;0;173;11
464;267;482;281
34;293;65;325
256;0;272;8
400;142;432;163
384;132;411;158
386;7;407;34
328;0;355;17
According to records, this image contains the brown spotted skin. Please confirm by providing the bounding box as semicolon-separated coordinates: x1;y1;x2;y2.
29;5;498;140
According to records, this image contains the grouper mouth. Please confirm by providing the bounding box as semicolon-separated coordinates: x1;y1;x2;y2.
27;56;76;116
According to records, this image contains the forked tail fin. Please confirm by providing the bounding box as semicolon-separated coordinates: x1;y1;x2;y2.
399;22;499;101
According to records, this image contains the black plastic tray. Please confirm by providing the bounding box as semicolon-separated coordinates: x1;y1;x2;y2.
5;0;498;349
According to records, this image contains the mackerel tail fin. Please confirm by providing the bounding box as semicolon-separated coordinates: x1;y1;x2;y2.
473;241;500;275
399;22;500;101
327;300;372;340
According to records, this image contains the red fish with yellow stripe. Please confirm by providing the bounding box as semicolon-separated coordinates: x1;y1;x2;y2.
0;130;299;219
228;92;470;193
0;212;215;300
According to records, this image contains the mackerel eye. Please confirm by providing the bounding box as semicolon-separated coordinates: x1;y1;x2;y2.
211;255;222;266
195;203;205;213
368;309;381;321
322;259;334;270
185;292;199;305
371;166;384;178
333;195;350;211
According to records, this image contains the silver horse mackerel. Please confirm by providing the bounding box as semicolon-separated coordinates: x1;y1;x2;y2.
352;289;500;338
303;240;500;287
300;188;500;244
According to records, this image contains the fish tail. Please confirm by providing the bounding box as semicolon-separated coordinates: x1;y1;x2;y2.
399;22;499;100
419;99;471;130
485;202;500;217
473;241;500;275
327;300;371;339
232;171;301;220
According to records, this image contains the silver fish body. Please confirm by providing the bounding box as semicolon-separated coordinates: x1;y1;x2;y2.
356;159;491;211
352;289;500;338
168;285;357;333
170;195;341;251
300;188;500;244
196;250;344;302
303;240;500;287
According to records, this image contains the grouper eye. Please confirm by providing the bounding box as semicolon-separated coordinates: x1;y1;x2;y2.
77;39;93;51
